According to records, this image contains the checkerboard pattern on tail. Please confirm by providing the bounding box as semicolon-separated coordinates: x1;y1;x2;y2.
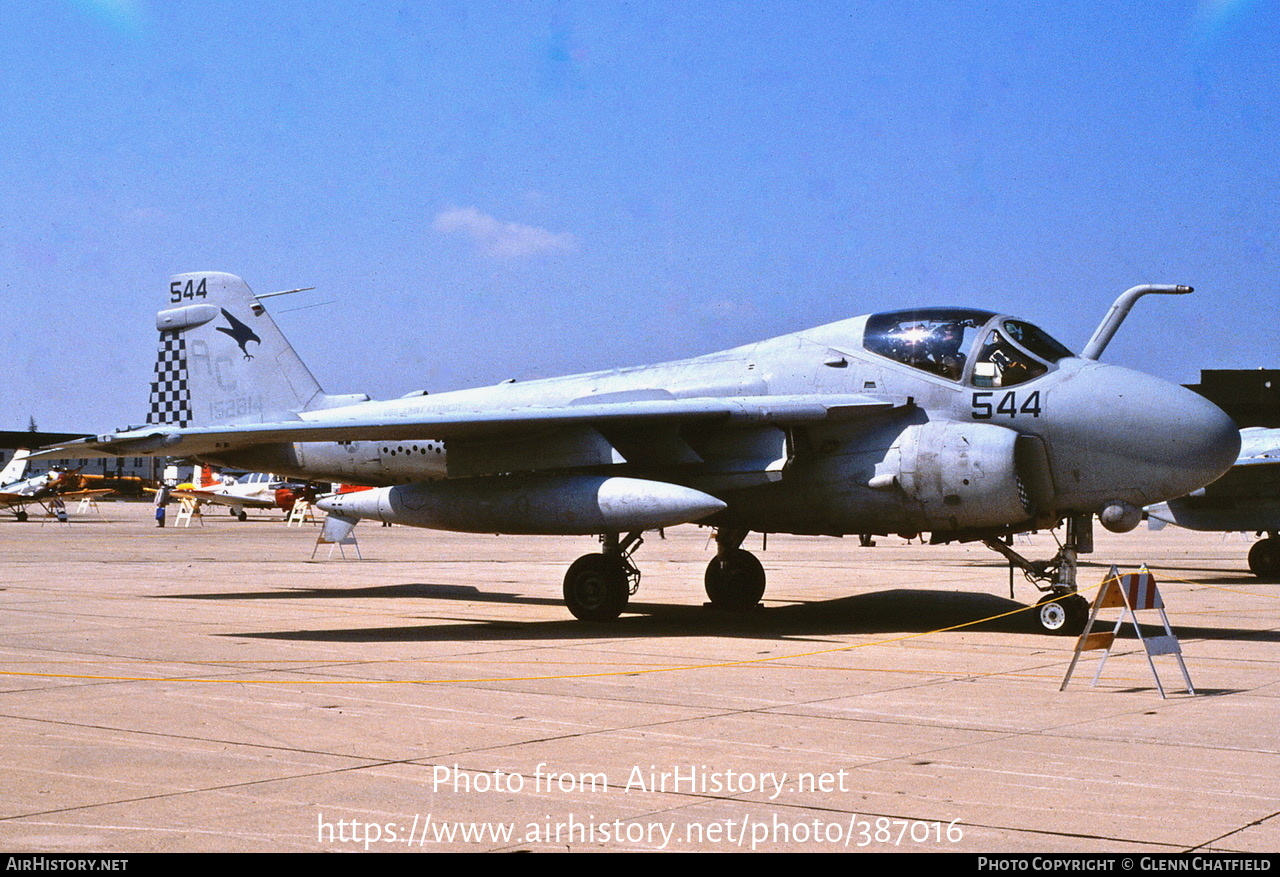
147;331;191;427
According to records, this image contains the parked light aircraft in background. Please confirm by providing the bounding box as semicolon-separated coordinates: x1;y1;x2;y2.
1;450;32;489
0;449;110;520
0;451;49;519
1146;426;1280;577
45;273;1239;633
170;466;305;520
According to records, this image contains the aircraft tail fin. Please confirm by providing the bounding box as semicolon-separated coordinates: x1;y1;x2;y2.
0;449;31;486
194;465;218;488
147;272;363;428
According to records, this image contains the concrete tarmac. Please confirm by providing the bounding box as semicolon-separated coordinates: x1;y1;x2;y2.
1;501;1277;853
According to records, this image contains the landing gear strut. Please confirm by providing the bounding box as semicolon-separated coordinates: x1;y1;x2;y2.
704;529;766;610
563;532;642;622
1249;533;1280;578
983;513;1092;636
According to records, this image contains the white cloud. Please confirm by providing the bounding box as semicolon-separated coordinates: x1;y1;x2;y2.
432;206;578;258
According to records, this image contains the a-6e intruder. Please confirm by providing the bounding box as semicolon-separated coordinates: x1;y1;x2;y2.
49;273;1239;634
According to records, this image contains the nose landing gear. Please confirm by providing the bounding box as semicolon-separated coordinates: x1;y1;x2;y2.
984;513;1093;636
1035;591;1091;635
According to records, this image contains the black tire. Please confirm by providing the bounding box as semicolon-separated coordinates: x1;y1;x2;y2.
1248;538;1280;577
1036;593;1089;636
15;510;27;522
704;548;766;610
236;510;248;522
563;554;629;622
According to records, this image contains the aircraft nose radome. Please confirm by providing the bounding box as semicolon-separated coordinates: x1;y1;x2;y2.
1145;376;1240;477
1169;390;1240;490
1068;364;1240;503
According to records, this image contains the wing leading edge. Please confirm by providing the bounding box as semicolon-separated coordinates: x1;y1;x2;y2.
43;392;907;459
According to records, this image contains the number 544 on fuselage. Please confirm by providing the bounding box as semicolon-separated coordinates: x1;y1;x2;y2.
52;274;1239;633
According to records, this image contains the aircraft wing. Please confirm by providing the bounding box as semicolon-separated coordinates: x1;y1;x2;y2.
41;393;905;459
0;492;36;509
169;488;278;510
53;489;114;501
1236;426;1280;467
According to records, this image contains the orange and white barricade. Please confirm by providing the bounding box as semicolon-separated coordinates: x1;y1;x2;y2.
1060;565;1193;698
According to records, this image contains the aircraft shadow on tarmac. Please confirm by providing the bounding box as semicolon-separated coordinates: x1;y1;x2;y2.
186;584;1280;646
169;582;546;603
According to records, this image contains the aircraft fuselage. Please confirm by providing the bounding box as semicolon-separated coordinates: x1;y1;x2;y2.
208;310;1237;540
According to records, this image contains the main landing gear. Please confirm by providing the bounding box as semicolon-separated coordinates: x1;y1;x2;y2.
1248;533;1280;578
704;528;766;610
563;532;642;622
983;513;1092;636
562;528;769;621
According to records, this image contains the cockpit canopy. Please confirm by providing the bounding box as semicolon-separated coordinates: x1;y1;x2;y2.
863;308;1074;387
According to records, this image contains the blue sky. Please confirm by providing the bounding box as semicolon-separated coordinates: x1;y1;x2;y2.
3;1;1277;431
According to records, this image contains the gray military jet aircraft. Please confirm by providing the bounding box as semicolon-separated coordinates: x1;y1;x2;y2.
1146;426;1280;577
50;273;1239;633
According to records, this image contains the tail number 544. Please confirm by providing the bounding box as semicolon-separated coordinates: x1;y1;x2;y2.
972;390;1042;419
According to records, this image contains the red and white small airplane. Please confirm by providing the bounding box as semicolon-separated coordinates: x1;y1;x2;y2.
170;467;309;520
